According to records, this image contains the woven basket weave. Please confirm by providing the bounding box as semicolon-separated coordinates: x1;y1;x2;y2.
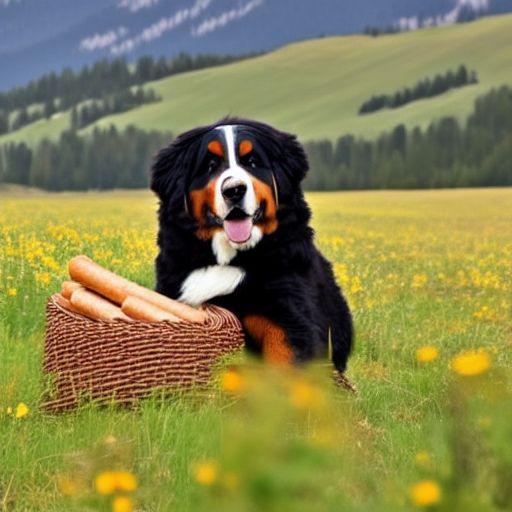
42;294;245;412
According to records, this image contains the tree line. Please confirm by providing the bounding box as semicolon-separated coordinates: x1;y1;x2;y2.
0;87;160;135
359;65;478;114
0;104;54;134
305;85;512;189
0;126;171;191
0;53;258;114
362;25;402;37
1;85;512;191
70;87;160;129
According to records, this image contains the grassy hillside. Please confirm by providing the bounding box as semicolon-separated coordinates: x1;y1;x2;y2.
2;14;512;146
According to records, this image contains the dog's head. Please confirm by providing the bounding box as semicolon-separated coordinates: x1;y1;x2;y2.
151;118;309;261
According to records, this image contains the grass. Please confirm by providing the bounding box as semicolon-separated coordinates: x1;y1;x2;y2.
0;188;511;511
2;14;512;148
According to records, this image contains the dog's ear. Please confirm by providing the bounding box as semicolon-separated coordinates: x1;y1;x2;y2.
273;130;309;187
150;126;209;209
150;142;184;202
258;127;309;204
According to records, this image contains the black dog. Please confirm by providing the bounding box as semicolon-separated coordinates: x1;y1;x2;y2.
151;118;353;372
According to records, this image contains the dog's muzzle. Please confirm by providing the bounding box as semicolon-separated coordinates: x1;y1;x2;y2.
221;177;247;206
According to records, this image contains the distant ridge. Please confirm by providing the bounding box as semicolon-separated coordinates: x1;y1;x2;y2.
1;0;512;90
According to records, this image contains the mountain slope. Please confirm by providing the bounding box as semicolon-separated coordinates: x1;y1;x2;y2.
1;0;511;90
1;14;512;145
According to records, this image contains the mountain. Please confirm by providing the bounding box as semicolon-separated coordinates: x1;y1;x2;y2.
2;13;512;146
1;0;512;91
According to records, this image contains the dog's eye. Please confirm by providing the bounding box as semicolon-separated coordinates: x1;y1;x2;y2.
247;156;259;169
207;158;219;174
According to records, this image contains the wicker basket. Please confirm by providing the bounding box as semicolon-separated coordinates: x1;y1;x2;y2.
42;294;245;412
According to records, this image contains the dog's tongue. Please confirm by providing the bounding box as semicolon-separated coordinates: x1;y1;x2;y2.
223;218;252;243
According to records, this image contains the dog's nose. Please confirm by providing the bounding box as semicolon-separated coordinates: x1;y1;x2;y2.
221;178;247;203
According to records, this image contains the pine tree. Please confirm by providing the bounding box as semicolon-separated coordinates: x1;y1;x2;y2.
12;107;30;131
0;146;5;182
454;65;469;86
70;106;79;131
0;112;8;135
5;142;32;185
44;98;56;119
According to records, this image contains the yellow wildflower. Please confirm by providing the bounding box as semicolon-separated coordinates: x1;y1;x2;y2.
473;305;498;321
192;461;218;486
410;479;442;507
451;350;490;377
15;402;29;418
221;369;244;394
334;263;349;287
411;274;428;289
350;276;363;294
95;471;138;495
35;271;51;286
7;288;17;297
41;255;59;271
114;471;137;492
95;472;117;495
416;346;438;363
112;496;134;512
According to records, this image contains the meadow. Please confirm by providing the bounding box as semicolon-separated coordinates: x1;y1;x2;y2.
2;14;512;148
0;188;511;511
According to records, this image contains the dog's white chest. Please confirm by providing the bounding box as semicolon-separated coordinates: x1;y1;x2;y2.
178;265;246;306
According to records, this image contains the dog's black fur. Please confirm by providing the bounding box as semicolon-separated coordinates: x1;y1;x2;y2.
151;117;353;372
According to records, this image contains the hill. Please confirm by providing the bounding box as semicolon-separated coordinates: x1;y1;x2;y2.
1;14;512;145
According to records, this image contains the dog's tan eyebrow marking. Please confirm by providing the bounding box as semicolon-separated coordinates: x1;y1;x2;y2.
239;139;253;157
207;140;224;157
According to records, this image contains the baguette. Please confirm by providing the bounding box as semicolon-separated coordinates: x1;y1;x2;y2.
122;296;182;322
68;255;207;323
70;287;132;322
61;280;84;299
54;293;82;315
68;255;130;305
126;284;207;323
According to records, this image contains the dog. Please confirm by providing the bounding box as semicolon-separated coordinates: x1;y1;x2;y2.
150;118;353;373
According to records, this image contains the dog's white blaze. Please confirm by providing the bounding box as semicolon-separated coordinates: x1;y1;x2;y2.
221;124;238;168
212;226;263;265
214;125;257;219
178;265;246;306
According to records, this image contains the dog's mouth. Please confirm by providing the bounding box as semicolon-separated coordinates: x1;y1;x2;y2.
222;205;263;243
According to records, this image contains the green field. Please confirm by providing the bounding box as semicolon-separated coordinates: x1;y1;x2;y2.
0;189;511;511
2;15;512;148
